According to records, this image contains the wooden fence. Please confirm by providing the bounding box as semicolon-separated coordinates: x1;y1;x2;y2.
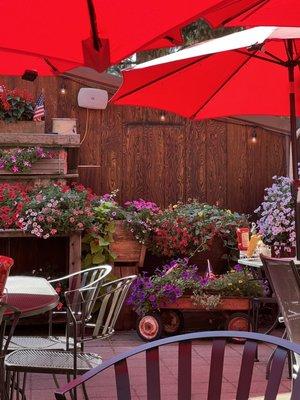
1;76;287;214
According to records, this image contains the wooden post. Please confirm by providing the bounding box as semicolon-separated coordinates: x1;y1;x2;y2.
69;232;81;274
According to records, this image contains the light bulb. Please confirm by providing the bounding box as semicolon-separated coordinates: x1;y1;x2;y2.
251;128;257;144
160;112;166;122
60;86;66;95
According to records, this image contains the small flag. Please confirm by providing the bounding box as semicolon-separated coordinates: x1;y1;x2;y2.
33;93;45;122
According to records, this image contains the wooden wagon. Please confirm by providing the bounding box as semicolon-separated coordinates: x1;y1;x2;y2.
136;295;252;341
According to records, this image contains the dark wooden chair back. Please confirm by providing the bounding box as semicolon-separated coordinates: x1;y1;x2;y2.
55;331;300;400
261;255;300;344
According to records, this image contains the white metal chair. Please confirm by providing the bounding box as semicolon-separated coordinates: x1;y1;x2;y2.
5;275;136;400
7;265;112;351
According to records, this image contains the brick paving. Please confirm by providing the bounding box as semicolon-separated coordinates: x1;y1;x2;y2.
21;330;293;399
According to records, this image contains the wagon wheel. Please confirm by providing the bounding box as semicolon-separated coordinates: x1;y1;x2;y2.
161;309;184;335
226;312;252;343
136;313;163;341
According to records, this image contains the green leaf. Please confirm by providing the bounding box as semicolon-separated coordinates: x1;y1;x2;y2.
98;237;110;246
106;222;116;233
82;253;92;268
90;240;101;254
92;251;105;264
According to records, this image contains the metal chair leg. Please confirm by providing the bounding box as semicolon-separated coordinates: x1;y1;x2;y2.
9;372;16;400
20;373;27;400
82;383;89;400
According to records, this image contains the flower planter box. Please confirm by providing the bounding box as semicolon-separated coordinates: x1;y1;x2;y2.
110;221;146;266
0;121;45;134
160;295;251;311
0;150;67;175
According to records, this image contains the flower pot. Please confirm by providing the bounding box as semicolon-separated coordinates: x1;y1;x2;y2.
110;221;146;266
52;118;77;135
0;256;13;297
271;246;296;258
0;121;45;133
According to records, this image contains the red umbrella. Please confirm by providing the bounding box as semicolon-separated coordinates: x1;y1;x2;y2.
0;50;78;76
0;0;252;73
203;0;300;28
112;26;300;257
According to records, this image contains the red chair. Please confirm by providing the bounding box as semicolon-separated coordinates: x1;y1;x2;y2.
55;331;300;399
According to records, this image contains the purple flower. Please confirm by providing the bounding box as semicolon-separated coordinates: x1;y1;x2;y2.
233;264;244;272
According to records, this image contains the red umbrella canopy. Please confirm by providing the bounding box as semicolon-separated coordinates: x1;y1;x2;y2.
204;0;300;28
0;0;247;73
0;50;79;76
112;26;300;120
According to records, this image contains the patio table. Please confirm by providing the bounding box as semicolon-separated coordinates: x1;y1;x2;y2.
5;276;59;317
238;257;300;270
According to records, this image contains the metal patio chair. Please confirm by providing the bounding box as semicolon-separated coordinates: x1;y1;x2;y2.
5;275;136;400
0;302;20;400
261;255;300;374
54;330;300;400
7;265;112;351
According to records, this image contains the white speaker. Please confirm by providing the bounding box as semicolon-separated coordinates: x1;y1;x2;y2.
77;88;108;110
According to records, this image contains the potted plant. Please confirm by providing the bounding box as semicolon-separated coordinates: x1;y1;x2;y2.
109;198;160;266
17;183;97;238
255;176;295;257
128;259;263;340
144;201;247;274
0;85;44;133
0;182;30;229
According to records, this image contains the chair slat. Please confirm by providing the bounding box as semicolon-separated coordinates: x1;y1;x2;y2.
146;347;161;400
115;359;131;400
264;347;287;400
207;338;226;400
236;340;258;400
178;341;192;400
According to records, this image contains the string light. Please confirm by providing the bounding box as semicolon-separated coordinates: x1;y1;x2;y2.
160;112;166;122
251;127;258;144
60;82;66;95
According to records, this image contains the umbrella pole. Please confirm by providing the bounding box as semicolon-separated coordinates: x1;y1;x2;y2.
287;39;300;259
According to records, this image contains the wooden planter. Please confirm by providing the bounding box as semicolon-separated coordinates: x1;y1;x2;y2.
0;150;68;175
0;121;45;133
110;220;146;266
110;220;146;331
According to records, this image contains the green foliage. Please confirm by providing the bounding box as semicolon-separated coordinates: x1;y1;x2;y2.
0;87;35;122
81;201;117;268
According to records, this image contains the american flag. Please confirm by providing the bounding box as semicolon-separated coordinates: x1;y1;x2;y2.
33;93;45;122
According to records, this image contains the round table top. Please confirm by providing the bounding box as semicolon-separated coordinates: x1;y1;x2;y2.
238;257;300;268
5;276;59;318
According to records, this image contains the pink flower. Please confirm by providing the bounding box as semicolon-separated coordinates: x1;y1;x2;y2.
69;217;75;223
50;228;57;235
12;166;19;173
77;222;84;229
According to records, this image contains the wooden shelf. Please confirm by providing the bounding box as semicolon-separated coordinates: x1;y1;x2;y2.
0;173;79;180
0;133;80;148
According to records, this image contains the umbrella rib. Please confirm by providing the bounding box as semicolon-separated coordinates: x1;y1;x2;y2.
234;49;284;66
115;54;214;101
43;58;60;73
189;53;253;119
216;0;270;26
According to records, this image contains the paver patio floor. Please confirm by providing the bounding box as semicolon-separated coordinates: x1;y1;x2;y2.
21;329;292;399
